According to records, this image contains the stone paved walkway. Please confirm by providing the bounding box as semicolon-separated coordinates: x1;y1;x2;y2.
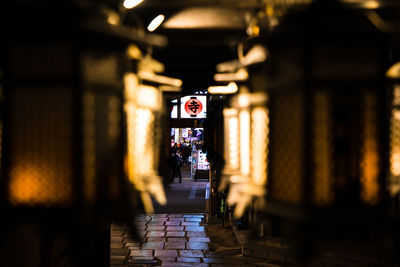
110;213;280;266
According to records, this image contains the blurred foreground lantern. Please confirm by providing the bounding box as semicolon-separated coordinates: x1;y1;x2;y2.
123;45;182;213
0;2;167;266
124;71;167;214
2;15;129;210
260;0;390;241
216;42;270;218
220;87;269;218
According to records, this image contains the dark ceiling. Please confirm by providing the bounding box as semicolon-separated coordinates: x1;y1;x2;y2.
124;0;400;94
124;0;262;93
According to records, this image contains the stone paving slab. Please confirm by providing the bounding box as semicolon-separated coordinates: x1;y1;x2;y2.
155;249;179;257
177;257;201;263
147;231;165;237
151;214;168;218
186;241;209;250
185;226;205;232
147;221;165;226
156;256;176;262
160;263;208;267
146;237;166;242
130;249;153;257
184;217;202;222
166;226;184;231
186;231;207;237
111;213;275;267
183;214;204;218
168;214;183;217
165;221;181;226
189;237;210;242
142;241;164;250
168;237;188;242
179;249;204;258
125;245;140;250
165;241;186;249
146;225;166;231
181;221;200;226
166;231;185;237
168;217;185;222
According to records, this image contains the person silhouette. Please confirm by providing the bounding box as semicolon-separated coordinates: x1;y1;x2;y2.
171;152;182;183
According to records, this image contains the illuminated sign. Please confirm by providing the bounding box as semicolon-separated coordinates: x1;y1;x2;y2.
180;95;207;119
184;97;203;116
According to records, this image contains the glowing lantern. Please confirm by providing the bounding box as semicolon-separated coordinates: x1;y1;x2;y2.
221;87;269;218
124;72;166;214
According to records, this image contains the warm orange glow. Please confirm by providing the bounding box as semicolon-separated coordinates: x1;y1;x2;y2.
394;85;400;105
313;91;333;205
9;164;72;205
363;1;380;9
361;92;379;205
392;152;400;176
7;88;74;206
107;11;120;25
361;148;379;203
127;45;142;60
83;92;96;203
386;62;400;79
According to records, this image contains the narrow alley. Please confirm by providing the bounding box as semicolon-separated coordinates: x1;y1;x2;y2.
1;1;400;267
152;166;207;214
110;167;279;266
110;213;280;267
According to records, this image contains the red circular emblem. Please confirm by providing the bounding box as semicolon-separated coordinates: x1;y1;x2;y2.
184;98;202;116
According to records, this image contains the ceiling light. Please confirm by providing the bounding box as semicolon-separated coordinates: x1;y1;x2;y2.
123;0;144;9
208;82;238;94
147;15;165;32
